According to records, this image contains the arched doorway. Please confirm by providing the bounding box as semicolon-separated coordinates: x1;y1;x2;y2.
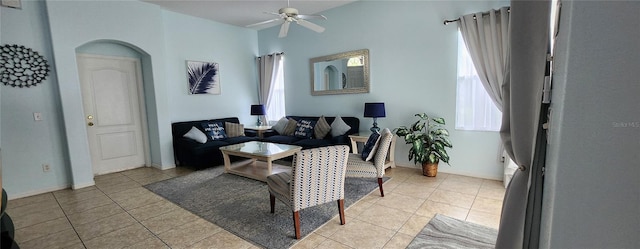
75;41;151;175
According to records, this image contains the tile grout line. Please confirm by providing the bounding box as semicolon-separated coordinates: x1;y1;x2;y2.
51;192;89;249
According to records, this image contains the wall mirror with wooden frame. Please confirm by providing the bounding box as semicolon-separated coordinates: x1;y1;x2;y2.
310;49;369;96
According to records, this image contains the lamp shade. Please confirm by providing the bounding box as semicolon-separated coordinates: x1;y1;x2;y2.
250;104;266;115
363;102;386;118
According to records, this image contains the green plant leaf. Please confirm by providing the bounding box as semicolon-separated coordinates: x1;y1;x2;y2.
395;127;409;136
437;136;453;147
428;154;439;164
432;117;446;125
411;120;424;132
415;113;428;119
433;128;449;136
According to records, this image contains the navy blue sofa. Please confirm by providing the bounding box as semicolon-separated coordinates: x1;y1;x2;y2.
262;116;360;150
171;117;258;169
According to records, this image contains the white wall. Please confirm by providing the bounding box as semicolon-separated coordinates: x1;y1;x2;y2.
258;0;509;179
161;10;259;123
1;0;71;197
1;0;259;197
542;1;640;248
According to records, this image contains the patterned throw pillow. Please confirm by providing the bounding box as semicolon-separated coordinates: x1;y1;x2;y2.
294;119;317;139
282;118;298;136
225;122;244;137
201;121;227;140
272;117;290;134
330;116;351;137
361;132;381;161
314;116;331;139
183;126;208;144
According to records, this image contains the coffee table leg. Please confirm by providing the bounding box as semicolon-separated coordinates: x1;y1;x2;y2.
266;160;272;175
222;151;231;173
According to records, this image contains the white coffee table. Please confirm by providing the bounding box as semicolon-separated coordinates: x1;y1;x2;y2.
219;141;301;182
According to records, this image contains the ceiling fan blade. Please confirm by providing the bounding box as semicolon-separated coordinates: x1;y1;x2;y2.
279;21;291;38
246;18;282;28
296;19;325;33
297;14;327;20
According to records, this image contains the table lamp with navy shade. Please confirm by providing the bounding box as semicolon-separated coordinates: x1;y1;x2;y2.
250;104;266;126
364;102;386;133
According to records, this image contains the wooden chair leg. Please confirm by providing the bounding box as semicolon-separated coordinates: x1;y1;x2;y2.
378;177;384;197
270;193;275;213
293;211;301;239
337;199;346;225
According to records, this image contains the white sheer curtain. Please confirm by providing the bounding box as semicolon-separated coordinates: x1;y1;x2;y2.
456;31;502;131
257;53;285;124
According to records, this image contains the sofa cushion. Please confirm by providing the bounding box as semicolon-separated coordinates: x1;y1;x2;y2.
294;138;333;149
361;132;381;161
272;117;289;134
224;136;258;145
282;118;298;136
201;121;227;140
294;119;316;139
263;135;302;145
314;116;331;139
188;140;230;156
330;116;352;137
225;122;244;137
183;126;208;144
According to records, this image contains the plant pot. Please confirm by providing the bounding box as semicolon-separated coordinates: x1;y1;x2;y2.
422;162;438;177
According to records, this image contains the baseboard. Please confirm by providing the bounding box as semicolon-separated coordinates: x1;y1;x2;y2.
72;180;96;190
393;164;503;181
151;163;175;170
7;185;70;200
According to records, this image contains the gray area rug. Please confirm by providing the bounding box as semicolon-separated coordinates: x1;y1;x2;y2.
145;166;386;249
407;214;498;249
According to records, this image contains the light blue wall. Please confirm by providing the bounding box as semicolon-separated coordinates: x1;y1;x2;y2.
161;10;259;123
258;0;509;179
542;1;640;248
1;0;70;196
1;0;259;198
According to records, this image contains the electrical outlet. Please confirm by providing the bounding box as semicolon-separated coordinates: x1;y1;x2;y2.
42;164;50;172
33;112;43;121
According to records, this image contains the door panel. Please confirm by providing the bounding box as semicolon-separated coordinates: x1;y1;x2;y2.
77;55;147;175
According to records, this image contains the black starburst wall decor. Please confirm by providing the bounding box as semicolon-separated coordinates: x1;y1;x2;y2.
186;60;220;95
0;44;50;88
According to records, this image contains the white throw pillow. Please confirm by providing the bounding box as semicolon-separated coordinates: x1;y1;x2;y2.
272;117;289;134
330;116;351;137
183;126;208;144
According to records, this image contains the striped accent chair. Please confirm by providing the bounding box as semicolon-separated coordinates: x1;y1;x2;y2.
345;128;394;197
266;145;350;239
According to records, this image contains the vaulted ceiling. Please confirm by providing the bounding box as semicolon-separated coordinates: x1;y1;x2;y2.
142;0;356;30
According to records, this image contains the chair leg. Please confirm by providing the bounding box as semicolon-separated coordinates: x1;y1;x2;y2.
293;211;301;239
270;193;275;213
378;178;384;197
337;199;346;225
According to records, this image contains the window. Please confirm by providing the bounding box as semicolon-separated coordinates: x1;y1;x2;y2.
455;31;502;131
266;57;286;124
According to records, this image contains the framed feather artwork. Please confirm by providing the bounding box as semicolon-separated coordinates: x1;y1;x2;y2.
186;60;220;95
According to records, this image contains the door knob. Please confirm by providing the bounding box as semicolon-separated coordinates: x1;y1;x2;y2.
88;122;94;126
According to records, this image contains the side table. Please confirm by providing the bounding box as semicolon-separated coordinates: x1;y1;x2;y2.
244;125;272;138
348;133;397;169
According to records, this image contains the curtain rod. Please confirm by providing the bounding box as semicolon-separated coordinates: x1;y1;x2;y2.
257;52;284;59
443;7;510;25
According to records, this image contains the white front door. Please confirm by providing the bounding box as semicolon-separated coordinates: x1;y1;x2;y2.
77;54;148;175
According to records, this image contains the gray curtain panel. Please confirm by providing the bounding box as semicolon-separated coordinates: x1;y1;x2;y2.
459;6;510;111
257;53;283;122
496;0;550;248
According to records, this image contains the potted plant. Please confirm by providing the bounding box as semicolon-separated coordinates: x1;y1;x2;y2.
394;113;453;177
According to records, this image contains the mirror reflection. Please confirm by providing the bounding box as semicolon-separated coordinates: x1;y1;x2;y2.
310;49;369;95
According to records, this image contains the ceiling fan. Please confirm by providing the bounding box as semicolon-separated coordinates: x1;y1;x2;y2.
246;1;327;38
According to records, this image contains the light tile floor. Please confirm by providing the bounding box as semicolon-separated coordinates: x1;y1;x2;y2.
7;166;505;249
